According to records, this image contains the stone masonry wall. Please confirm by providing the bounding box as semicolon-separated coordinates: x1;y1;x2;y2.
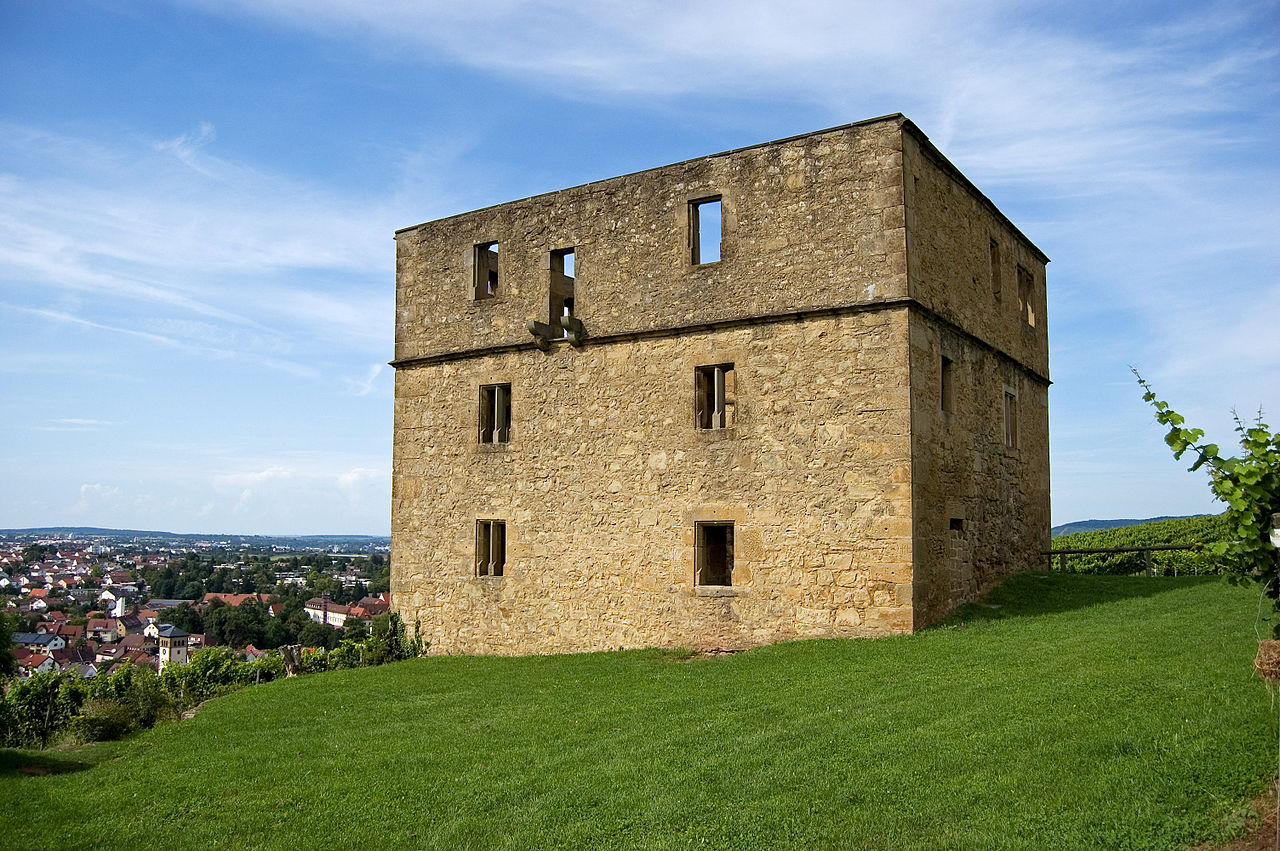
393;116;908;363
901;131;1049;379
907;314;1051;627
901;132;1052;627
391;114;1050;654
391;312;915;654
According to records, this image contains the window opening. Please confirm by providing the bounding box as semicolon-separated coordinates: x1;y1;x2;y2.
1016;265;1035;327
1003;389;1019;449
478;383;511;444
696;522;734;586
941;356;954;413
690;197;722;264
475;520;506;577
950;518;965;533
694;363;735;429
474;242;499;299
550;248;576;335
989;239;1002;300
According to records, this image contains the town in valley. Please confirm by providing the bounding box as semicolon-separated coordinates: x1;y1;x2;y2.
2;528;392;680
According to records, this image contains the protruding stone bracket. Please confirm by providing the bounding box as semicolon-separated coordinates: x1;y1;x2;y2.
528;317;588;350
560;315;587;347
527;321;557;351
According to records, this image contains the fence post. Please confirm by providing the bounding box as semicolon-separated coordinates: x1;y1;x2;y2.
1059;552;1067;573
1144;549;1153;577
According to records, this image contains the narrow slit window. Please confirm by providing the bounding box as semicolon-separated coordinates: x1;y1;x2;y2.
1016;265;1035;327
550;248;576;334
1003;389;1019;449
474;242;499;300
690;197;722;264
478;383;511;444
696;522;734;586
941;356;954;413
989;239;1002;300
475;520;506;577
694;363;735;430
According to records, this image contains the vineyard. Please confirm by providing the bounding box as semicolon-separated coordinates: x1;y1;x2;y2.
1050;513;1230;575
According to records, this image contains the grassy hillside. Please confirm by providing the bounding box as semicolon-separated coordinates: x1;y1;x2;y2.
1;573;1273;850
1051;513;1230;575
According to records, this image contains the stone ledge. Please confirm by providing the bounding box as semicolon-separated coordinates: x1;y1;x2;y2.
695;586;746;598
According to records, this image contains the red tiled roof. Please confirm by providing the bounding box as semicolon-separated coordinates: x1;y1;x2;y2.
201;593;270;607
304;597;351;615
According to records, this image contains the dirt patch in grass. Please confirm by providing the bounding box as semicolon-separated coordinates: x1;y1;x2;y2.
679;648;743;661
1200;789;1277;851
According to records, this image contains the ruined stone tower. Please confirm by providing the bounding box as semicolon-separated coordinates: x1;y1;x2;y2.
390;114;1050;655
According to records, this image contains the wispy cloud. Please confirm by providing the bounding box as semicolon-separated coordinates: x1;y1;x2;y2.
155;121;218;175
72;483;123;513
213;465;294;489
343;364;386;397
33;418;122;432
0;120;401;370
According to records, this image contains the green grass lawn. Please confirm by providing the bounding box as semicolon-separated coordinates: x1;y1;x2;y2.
1;573;1274;850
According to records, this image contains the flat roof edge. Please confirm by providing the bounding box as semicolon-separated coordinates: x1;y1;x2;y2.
900;120;1050;264
394;114;909;235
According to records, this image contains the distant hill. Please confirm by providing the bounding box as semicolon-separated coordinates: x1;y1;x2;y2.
0;526;389;552
1050;515;1202;537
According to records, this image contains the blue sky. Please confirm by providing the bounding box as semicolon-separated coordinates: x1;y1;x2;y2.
1;0;1276;535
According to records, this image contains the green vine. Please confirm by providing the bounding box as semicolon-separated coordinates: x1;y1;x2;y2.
1136;369;1280;622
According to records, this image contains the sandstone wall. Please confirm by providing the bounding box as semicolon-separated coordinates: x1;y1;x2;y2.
390;114;1051;654
901;130;1049;379
391;312;915;655
907;314;1052;627
901;130;1052;626
393;116;908;364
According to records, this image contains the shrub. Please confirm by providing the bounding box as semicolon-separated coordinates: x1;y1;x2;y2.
70;698;135;742
1;672;85;748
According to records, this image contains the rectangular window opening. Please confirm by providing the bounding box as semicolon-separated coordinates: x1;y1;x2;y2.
949;518;965;533
989;239;1002;300
1016;265;1035;327
1003;389;1019;449
690;197;722;265
550;248;576;334
696;522;734;586
941;356;954;413
694;363;735;430
475;520;506;577
474;242;499;300
478;383;511;444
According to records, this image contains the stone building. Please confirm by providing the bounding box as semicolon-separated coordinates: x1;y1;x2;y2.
390;113;1050;655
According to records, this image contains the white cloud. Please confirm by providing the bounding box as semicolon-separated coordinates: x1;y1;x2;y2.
72;483;123;513
0;120;401;372
214;465;294;489
33;418;121;432
155;121;218;175
343;364;386;397
337;466;383;490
